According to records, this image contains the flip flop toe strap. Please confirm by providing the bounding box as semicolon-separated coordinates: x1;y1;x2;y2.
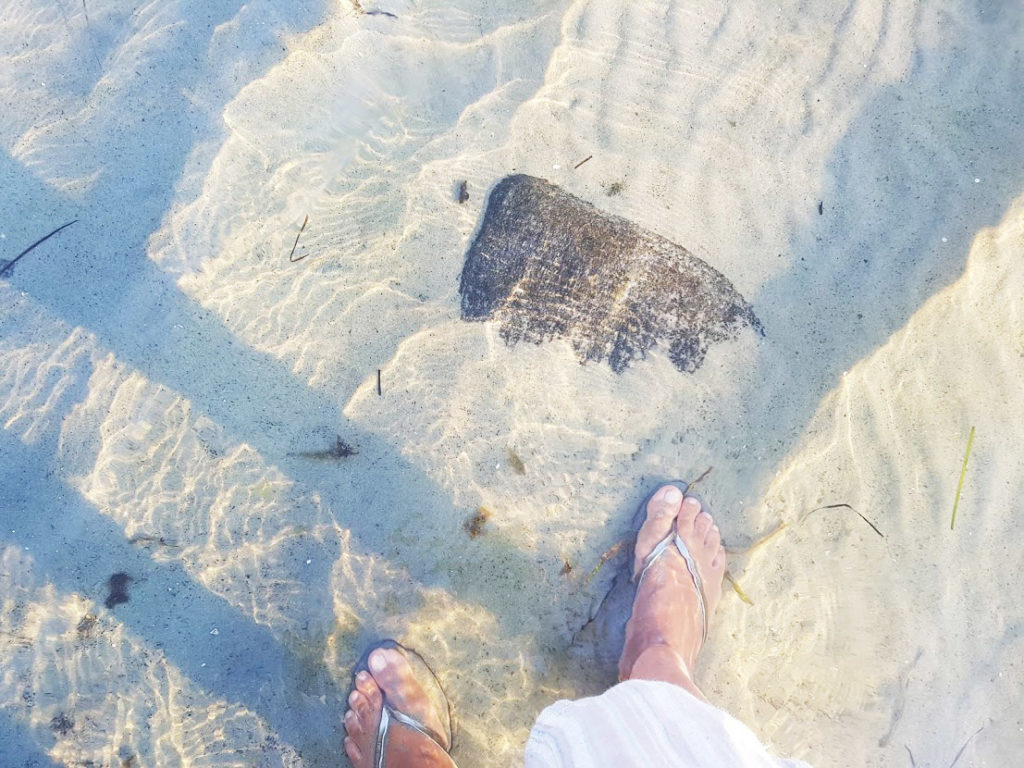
673;533;708;645
375;705;451;768
634;531;709;646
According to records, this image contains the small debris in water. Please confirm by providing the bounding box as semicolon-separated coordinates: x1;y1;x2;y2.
507;448;526;475
456;180;469;204
76;614;98;638
291;435;358;460
288;214;309;263
0;219;78;279
105;573;131;609
464;507;491;537
50;713;74;737
573;155;593;170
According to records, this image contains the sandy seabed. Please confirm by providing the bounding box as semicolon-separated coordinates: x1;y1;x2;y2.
2;0;1023;765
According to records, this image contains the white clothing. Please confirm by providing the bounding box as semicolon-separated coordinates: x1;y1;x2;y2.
525;680;812;767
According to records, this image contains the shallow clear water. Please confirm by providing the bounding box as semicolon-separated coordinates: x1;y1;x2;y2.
2;0;1023;765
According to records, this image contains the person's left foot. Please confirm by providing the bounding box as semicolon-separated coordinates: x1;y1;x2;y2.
344;648;454;768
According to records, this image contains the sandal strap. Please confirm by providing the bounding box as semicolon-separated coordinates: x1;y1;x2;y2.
633;530;709;645
375;704;454;768
674;533;708;645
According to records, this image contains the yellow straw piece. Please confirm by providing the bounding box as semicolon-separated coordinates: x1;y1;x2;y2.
950;426;975;530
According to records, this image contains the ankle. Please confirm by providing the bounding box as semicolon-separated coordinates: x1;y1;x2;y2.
626;645;706;701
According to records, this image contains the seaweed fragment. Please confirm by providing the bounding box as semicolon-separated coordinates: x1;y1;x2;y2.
105;573;131;609
288;214;309;263
76;614;98;638
724;570;753;605
464;507;491;537
950;426;975;530
0;219;77;279
507;448;526;475
291;435;358;460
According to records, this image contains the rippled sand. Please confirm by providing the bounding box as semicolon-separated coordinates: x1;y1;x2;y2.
2;0;1022;765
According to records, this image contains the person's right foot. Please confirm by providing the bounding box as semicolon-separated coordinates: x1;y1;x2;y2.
618;484;726;694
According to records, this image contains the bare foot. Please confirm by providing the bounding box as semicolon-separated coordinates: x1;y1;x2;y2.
617;484;726;699
344;647;455;768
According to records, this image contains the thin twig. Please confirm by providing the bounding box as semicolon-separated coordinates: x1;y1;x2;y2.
804;503;884;538
950;426;975;530
724;521;786;555
948;724;985;768
377;369;382;396
288;215;309;262
0;220;78;278
573;155;593;169
904;745;915;767
688;465;713;490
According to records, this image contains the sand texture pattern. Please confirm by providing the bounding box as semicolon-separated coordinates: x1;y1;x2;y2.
2;0;1023;765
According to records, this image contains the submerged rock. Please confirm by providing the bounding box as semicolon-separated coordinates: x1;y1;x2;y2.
459;174;762;373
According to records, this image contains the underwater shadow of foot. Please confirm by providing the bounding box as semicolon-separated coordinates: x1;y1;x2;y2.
460;174;762;373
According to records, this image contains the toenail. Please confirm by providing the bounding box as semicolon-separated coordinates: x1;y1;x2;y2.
356;671;368;684
348;691;359;705
663;485;682;503
369;651;387;673
684;496;701;509
345;711;355;722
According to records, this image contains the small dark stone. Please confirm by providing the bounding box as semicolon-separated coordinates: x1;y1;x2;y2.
456;180;469;204
50;713;74;737
105;573;131;609
818;201;824;215
459;175;762;373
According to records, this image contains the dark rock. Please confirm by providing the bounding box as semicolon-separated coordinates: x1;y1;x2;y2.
459;174;762;373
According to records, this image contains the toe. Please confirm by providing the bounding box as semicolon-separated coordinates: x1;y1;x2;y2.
705;522;721;551
351;688;374;722
344;736;362;765
712;545;726;569
355;670;383;709
344;708;360;735
677;495;703;529
693;510;714;540
369;648;408;694
634;484;684;577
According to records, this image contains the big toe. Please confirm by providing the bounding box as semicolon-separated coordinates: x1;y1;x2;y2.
634;484;685;578
368;648;409;696
368;647;449;750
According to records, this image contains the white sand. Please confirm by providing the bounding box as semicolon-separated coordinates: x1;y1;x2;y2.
2;0;1022;765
